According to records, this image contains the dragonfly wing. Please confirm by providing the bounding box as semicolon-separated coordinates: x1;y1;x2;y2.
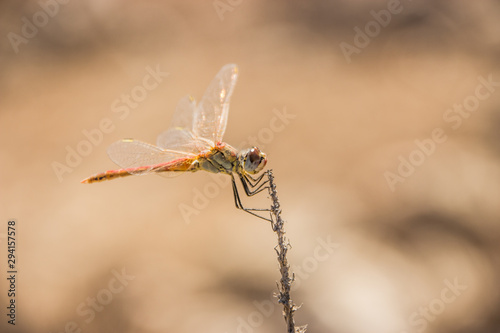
156;128;211;154
194;64;238;144
156;95;213;153
168;95;196;131
157;64;238;153
107;139;194;175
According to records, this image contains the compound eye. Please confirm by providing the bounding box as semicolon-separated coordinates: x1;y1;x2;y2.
248;148;261;167
244;147;266;174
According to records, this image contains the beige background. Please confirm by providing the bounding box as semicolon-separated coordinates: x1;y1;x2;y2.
1;1;500;332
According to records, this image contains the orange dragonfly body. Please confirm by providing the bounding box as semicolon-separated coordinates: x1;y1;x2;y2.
82;64;270;220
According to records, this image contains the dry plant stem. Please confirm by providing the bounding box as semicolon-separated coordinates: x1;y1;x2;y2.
266;170;307;333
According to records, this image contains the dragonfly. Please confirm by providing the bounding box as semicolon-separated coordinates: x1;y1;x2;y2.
82;64;271;221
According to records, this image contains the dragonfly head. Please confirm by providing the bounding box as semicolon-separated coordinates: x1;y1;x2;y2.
239;147;267;174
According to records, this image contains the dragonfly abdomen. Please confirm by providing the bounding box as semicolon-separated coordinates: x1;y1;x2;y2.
81;169;136;183
82;158;198;184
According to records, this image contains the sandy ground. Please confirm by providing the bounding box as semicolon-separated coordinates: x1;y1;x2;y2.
1;1;500;333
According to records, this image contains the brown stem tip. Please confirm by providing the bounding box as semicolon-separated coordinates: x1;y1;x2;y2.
266;170;307;333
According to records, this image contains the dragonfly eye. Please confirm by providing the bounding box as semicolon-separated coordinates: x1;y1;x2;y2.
243;147;267;174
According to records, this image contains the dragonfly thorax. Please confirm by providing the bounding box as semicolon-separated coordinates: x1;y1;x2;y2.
238;147;267;175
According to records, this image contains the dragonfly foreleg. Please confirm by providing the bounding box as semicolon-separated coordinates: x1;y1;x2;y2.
244;172;268;188
231;174;271;222
240;174;269;196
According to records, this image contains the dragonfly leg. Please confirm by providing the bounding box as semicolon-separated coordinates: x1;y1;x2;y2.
243;176;269;194
244;172;268;188
240;174;269;196
231;174;271;222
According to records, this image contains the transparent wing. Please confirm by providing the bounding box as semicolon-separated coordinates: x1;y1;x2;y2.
168;95;196;131
107;139;194;175
156;95;212;153
194;64;238;144
156;128;212;154
156;64;238;152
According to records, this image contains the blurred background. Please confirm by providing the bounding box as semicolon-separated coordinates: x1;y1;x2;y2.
1;1;500;332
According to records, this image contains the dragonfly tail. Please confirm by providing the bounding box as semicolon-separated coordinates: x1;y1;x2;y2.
81;169;133;184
